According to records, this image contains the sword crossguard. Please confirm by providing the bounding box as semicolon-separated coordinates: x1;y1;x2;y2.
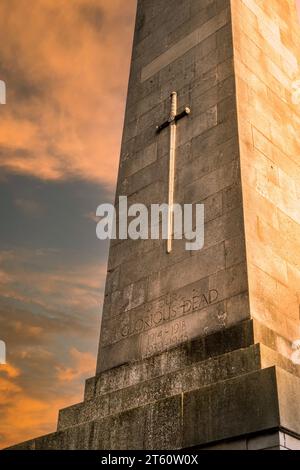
170;91;178;118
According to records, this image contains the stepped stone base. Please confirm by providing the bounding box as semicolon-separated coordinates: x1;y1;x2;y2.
7;321;300;450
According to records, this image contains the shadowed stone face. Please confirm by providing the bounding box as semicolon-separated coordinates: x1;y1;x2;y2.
231;0;300;361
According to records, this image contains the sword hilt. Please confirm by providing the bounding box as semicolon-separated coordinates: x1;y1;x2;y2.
170;92;177;119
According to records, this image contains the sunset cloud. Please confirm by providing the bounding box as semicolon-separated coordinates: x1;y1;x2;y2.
0;362;83;449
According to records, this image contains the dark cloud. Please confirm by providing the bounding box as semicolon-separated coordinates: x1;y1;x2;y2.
0;0;136;185
79;3;105;32
1;61;48;104
0;172;112;264
0;171;111;445
0;0;137;449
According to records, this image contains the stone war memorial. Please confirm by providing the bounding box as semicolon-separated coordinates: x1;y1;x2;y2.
9;0;300;450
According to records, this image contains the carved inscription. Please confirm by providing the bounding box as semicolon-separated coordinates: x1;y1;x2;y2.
143;320;188;357
141;299;227;358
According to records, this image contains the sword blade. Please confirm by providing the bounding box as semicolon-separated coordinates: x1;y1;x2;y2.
167;121;176;254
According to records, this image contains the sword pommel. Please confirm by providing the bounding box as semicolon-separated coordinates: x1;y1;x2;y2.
170;92;178;119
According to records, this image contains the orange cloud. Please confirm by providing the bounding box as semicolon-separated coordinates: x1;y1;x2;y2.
0;0;136;450
14;198;44;216
0;351;95;448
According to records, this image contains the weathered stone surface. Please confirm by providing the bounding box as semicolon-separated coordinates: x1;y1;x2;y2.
276;367;300;437
96;0;249;374
90;395;184;450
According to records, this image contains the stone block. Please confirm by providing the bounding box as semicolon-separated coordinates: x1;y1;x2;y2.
59;343;261;431
92;397;182;451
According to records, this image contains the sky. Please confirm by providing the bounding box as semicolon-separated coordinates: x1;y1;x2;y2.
0;0;136;448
